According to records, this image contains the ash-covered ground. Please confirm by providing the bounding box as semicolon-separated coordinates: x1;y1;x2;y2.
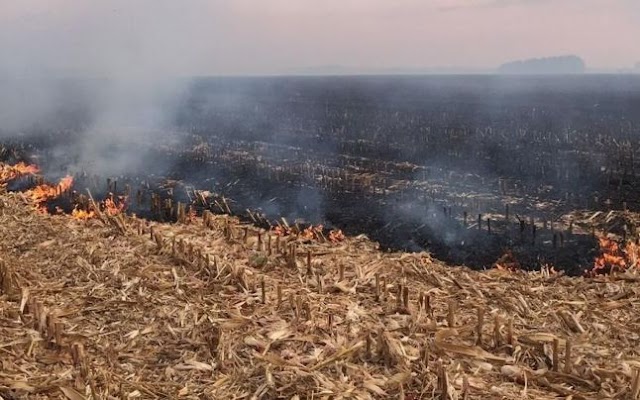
4;75;640;274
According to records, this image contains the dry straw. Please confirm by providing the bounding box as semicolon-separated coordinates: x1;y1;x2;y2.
0;189;638;399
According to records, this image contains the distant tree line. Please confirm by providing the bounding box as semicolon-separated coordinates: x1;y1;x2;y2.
499;55;586;74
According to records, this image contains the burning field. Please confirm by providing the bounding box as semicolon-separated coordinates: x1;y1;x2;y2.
1;76;640;398
1;162;640;399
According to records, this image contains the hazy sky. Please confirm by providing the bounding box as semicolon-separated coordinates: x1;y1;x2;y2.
1;0;638;76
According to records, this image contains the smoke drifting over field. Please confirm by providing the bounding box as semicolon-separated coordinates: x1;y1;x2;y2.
0;0;217;176
3;2;640;274
0;0;338;229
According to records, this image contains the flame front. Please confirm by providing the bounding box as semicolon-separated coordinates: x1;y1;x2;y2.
0;162;40;185
4;163;348;242
26;175;74;211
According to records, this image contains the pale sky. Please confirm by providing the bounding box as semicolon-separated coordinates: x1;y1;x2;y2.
0;0;638;76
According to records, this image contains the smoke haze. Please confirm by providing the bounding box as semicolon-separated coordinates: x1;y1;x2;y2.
1;0;224;174
1;0;639;195
1;0;638;138
1;0;639;77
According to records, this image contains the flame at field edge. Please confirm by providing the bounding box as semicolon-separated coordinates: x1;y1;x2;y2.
588;235;639;277
25;175;74;210
0;162;40;185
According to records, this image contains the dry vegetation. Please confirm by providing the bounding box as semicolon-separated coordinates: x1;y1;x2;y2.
1;189;640;400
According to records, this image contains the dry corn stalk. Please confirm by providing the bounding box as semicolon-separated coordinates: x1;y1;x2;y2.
0;259;16;296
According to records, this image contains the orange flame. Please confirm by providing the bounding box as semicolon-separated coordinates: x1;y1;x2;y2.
329;229;345;243
71;207;96;220
2;163;129;221
589;236;629;276
271;224;344;244
0;162;40;184
273;225;289;237
493;250;520;272
300;224;323;241
103;197;126;216
25;175;74;211
72;197;127;221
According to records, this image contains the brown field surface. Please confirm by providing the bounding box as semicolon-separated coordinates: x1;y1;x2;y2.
1;190;640;399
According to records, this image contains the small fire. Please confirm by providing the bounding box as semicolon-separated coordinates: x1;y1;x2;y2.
103;196;126;216
329;229;345;243
273;225;289;237
71;196;127;221
493;250;520;272
0;162;40;184
72;207;96;220
271;224;345;244
300;224;324;241
25;175;74;211
588;235;638;276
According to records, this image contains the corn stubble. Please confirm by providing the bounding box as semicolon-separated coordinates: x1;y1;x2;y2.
0;174;639;399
